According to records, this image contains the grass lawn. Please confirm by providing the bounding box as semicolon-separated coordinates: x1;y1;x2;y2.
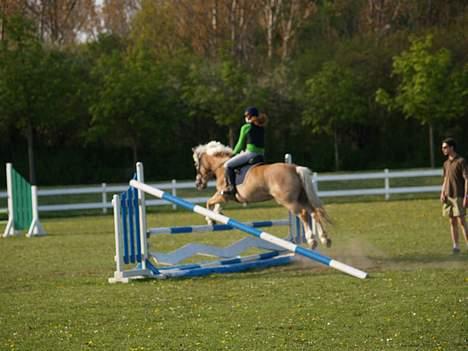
0;199;466;350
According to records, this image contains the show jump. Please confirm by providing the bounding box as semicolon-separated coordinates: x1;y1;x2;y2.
109;162;367;283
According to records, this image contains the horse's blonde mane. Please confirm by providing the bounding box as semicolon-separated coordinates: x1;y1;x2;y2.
193;141;232;158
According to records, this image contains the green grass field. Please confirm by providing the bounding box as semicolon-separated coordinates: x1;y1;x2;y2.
0;199;466;350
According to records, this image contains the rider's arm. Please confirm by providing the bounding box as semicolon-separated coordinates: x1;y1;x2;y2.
232;124;251;155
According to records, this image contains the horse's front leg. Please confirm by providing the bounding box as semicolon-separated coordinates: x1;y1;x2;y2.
205;192;227;225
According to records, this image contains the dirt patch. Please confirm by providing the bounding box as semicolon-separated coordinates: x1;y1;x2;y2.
331;239;386;270
288;239;467;273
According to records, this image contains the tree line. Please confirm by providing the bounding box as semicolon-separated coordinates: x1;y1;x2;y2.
1;0;467;185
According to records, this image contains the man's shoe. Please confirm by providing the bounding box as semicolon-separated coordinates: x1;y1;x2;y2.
452;247;460;254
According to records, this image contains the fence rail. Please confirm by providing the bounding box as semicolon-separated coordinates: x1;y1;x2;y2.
0;168;442;215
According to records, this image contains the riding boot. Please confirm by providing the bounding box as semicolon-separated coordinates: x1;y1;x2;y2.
223;167;236;195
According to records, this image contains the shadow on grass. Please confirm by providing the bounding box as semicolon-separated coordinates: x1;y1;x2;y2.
110;251;467;284
375;252;467;264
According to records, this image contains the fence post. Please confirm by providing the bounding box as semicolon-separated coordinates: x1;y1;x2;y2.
172;179;177;210
384;169;390;200
102;182;108;214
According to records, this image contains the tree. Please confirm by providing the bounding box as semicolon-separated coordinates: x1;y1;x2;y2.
100;0;141;38
88;39;177;164
0;15;76;183
261;0;282;59
276;0;316;60
129;0;180;58
183;58;267;146
302;61;367;170
376;34;466;167
1;0;100;44
260;0;316;61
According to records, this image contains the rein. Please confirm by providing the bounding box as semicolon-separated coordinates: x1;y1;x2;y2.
197;154;228;180
211;159;227;174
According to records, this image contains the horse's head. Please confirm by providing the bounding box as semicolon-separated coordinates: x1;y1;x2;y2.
192;148;210;190
192;141;232;191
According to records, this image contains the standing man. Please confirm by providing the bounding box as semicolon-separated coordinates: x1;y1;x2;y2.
440;137;468;254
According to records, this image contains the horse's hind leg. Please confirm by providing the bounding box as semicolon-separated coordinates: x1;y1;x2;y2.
298;209;318;249
275;197;318;249
312;210;332;248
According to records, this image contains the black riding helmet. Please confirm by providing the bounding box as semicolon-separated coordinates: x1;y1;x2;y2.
244;107;259;117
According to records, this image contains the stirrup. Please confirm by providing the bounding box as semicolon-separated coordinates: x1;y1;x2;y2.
221;186;236;196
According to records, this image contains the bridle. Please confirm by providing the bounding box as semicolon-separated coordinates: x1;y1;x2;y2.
195;153;227;186
211;158;227;175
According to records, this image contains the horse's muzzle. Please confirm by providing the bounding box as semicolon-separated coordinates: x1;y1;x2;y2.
196;183;207;191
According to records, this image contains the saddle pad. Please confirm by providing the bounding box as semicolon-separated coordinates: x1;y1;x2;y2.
234;163;264;186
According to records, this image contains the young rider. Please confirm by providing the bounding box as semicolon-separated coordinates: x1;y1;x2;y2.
223;107;267;195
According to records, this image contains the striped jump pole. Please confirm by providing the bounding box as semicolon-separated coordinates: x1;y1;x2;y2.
148;219;289;235
129;179;368;279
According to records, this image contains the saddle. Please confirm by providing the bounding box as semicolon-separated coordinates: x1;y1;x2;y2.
233;155;265;186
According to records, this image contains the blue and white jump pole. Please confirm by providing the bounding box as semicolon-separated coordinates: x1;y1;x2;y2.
129;179;368;280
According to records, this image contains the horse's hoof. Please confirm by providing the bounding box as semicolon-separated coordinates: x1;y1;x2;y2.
320;237;332;248
307;239;318;250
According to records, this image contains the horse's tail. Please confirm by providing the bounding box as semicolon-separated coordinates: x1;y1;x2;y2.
295;166;332;225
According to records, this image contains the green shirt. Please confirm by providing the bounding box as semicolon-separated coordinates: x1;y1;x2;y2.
232;123;265;155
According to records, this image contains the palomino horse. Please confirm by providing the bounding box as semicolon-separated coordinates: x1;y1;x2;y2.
192;141;331;249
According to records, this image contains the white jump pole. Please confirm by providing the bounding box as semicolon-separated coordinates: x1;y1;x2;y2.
129;176;367;280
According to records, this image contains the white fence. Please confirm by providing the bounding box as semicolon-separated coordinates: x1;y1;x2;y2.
0;168;442;215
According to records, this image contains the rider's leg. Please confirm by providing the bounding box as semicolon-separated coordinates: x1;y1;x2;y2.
223;167;237;195
223;152;256;195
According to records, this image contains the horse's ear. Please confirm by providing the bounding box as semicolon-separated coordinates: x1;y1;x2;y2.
191;147;195;152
